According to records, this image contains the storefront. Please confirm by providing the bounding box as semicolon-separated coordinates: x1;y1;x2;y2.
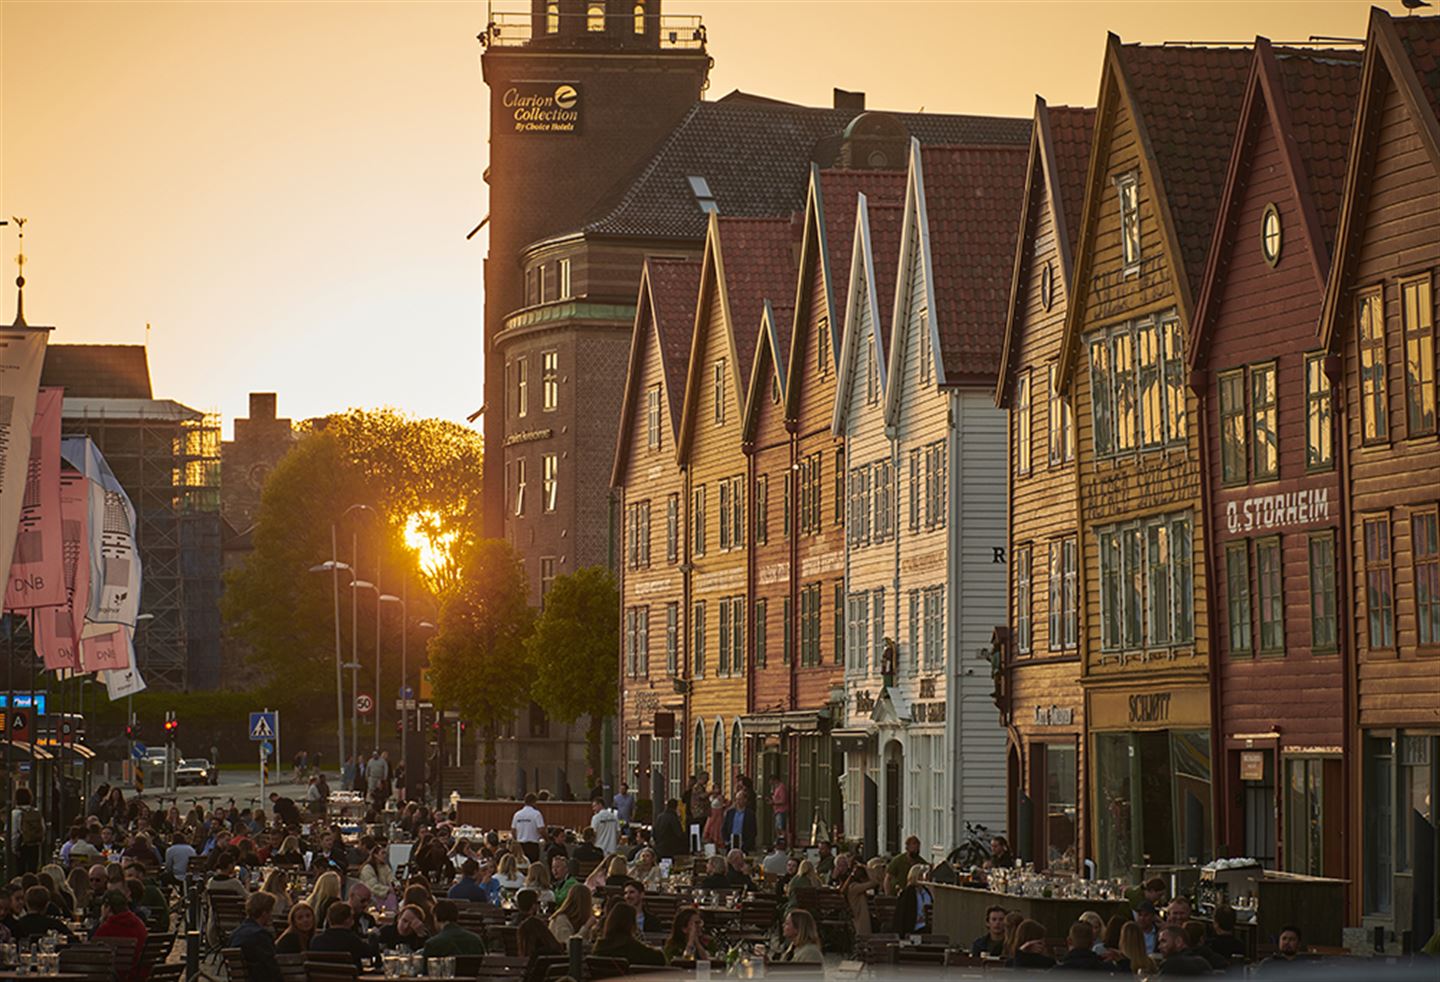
1011;702;1084;875
1088;683;1213;881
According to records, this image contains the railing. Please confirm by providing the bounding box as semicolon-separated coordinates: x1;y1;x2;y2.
481;4;705;50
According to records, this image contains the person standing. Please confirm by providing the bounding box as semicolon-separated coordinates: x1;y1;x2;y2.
613;782;636;825
769;775;789;839
589;798;620;856
720;792;756;853
510;794;545;862
687;774;710;847
10;788;45;875
651;799;686;859
884;836;924;895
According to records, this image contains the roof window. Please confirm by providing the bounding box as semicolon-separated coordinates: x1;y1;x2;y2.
688;176;718;214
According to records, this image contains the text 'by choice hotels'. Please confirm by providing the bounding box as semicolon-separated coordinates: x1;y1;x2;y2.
504;83;582;134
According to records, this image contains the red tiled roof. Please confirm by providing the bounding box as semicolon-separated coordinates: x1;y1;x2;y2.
920;145;1030;382
1118;45;1254;300
1273;49;1363;248
647;257;702;436
1391;14;1440;120
41;344;153;399
1046;106;1097;259
716;216;802;387
818;169;907;345
867;200;906;359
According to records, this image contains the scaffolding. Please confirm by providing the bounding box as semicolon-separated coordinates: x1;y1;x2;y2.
60;398;222;692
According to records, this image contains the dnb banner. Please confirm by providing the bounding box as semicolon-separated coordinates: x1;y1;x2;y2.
502;82;581;134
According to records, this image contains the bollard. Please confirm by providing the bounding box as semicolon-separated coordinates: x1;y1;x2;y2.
568;934;583;980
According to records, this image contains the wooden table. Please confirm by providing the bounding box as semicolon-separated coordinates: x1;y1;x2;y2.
0;973;88;981
930;883;1131;941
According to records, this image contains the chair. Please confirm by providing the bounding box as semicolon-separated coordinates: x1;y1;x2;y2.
139;932;178;976
60;945;120;982
484;924;519;957
276;953;308;982
867;894;897;934
93;935;139;980
218;947;249;982
304;957;358;982
148;965;185;982
581;956;629;980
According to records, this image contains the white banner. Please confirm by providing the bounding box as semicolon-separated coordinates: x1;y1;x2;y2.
0;326;49;590
102;661;146;700
60;436;142;630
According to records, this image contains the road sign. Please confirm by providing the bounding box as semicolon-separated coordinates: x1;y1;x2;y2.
131;743;148;760
261;740;273;756
355;694;374;716
399;685;415;700
248;711;277;741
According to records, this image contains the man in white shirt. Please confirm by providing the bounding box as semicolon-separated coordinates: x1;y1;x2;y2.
510;793;545;861
163;832;197;885
590;798;620;856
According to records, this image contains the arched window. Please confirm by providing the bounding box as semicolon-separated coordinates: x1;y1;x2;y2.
693;719;706;777
546;2;559;33
713;719;725;792
633;2;645;34
587;3;605;31
730;722;742;792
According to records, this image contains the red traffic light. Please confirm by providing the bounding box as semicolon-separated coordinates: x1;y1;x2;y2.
164;719;178;735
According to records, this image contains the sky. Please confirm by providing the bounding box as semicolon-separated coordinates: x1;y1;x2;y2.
1;0;1381;438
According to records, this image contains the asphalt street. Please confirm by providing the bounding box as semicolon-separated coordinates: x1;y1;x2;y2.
135;767;309;813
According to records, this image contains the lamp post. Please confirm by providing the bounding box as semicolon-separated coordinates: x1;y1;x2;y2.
342;505;378;762
309;551;355;770
350;578;382;753
378;579;435;777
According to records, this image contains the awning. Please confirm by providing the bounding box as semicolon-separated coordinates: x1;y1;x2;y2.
39;742;97;761
739;709;830;736
1;741;56;762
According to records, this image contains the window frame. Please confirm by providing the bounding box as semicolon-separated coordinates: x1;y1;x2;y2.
666;493;679;564
754;598;767;670
1305;352;1334;472
1016;369;1033;476
513;457;527;517
1226;540;1253;656
1358;287;1389;445
1308;530;1338;654
1250;361;1279;483
1116;170;1142;272
1401;273;1436;438
1048;363;1073;465
1219;368;1248;486
542;453;558;512
1255;535;1285;654
1261;202;1282;267
713;359;727;425
665;602;678;675
558;257;572;299
515;355;529;418
1363;514;1395;651
646;384;662;450
1414;507;1440;649
692;600;706;678
1015;544;1032;655
692;485;707;557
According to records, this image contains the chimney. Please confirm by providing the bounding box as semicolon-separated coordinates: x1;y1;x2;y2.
833;88;866;112
249;392;277;421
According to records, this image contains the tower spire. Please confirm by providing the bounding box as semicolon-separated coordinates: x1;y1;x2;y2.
11;217;27;327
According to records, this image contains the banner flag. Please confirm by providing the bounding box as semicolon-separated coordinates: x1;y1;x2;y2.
60;436;142;629
33;470;89;671
0;326;49;591
4;388;65;611
79;623;131;673
102;663;146;700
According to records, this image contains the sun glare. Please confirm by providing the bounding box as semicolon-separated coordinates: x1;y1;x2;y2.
404;511;455;580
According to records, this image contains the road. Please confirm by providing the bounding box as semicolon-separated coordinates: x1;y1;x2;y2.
135;767;309;813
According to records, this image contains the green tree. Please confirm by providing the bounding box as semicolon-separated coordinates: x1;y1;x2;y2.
526;566;618;781
426;538;534;796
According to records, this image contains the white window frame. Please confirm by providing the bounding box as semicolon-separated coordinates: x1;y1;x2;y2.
542;350;559;412
542;454;558;512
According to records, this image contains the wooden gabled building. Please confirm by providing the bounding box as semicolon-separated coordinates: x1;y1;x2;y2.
1189;40;1360;884
1316;8;1440;936
613;257;702;812
1056;38;1251;879
995;97;1096;874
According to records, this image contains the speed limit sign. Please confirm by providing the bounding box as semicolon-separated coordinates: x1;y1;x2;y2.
355;694;374;715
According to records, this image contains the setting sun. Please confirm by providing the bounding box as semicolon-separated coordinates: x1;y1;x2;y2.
403;511;456;583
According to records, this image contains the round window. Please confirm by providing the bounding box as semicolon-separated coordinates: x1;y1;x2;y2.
1261;203;1282;266
1040;261;1055;311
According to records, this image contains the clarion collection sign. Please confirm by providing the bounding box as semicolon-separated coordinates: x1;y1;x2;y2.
503;82;582;134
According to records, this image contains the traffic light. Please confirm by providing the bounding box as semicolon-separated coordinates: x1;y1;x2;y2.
164;718;178;739
124;724;138;740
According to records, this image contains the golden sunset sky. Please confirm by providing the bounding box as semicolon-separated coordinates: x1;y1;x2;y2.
1;1;1379;436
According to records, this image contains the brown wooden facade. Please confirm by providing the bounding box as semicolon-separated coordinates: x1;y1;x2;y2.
995;97;1095;875
1317;8;1440;934
1189;41;1360;883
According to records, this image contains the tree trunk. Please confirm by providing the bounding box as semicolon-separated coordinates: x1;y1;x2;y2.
484;722;497;798
586;715;603;784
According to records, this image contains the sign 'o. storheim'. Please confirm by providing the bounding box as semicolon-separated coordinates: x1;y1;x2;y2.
503;82;582;135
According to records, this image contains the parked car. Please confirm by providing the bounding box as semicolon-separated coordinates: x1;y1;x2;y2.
175;758;218;786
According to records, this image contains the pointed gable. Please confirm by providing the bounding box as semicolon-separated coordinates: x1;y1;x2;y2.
833;194;905;435
611;257;701;486
742;301;794;442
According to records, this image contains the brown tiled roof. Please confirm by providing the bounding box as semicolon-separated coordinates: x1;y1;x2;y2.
716;216;802;388
818;169;907;349
867;200;906;359
1391;14;1440;119
40;344;153;399
1273;49;1363;248
920;145;1030;383
582;95;1029;241
1046;106;1097;259
647;257;702;436
1118;45;1253;300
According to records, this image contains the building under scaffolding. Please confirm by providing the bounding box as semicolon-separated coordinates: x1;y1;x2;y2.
40;346;222;692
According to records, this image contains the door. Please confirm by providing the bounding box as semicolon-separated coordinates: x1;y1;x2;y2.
884;739;904;855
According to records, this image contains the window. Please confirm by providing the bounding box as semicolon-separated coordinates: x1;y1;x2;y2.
1398;735;1435;874
546;1;559;33
1284;758;1325;876
692;601;706;677
691;486;706;556
665;494;679;563
525;267;538;306
782;597;793;666
1091;316;1186;459
1256;537;1284;653
1098;513;1194;652
1088;338;1113;457
1015;545;1032;654
1048;537;1077;650
714;360;727;425
731;596;744;677
847;465;872;546
1226;542;1251;655
513;457;527;516
1016;370;1032;475
802;583;822;667
922;440;947;530
847;592;869;674
1163;318;1187;442
1305;353;1333;470
625;500;651;569
782;472;791;538
907;590;920;673
718;597;731;675
515;356;529;418
540;557;556;604
718;481;730;550
1403;275;1435;436
665;603;678;674
558;257;571;299
541;351;559;412
1251;363;1278;481
693;720;706;776
755;475;769;545
871;588;886;674
1219;370;1247;484
798;453;822;535
1112;329;1137;452
1364;515;1394;649
1309;532;1337;652
542;454;558;512
646;385;662;450
866;336;879;404
728;476;744;549
1138;321;1162;448
537;265;547;303
624;606;650;676
1261;203;1282;266
920;311;933;383
834;582;845;666
1048;364;1073;464
1146;523;1172;647
1358;289;1388;444
1040;261;1055;311
1415;509;1440;646
668;737;682;802
754;599;767;669
1117;171;1141;270
586;3;604;31
817;316;830;376
873;459;894;542
632;1;645;33
834;449;845;524
688;176;717;215
922;586;944;671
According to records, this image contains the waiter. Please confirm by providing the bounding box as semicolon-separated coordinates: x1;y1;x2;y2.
510;793;545;861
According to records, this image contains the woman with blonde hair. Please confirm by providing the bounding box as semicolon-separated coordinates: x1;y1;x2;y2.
778;909;823;963
630;848;662;889
1007;918;1055;969
547;882;596;945
260;869;293;919
524;861;555;904
67;867;92;917
304;870;343;925
271;835;305;867
785;860;820;901
496;853;524;890
1000;910;1026;959
585;853;630;891
39;866;75;916
1117;920;1155;974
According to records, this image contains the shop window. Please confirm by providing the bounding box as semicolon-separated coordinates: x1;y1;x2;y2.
1398;735;1435;874
1251;363;1278;481
1305;352;1333;471
1414;508;1440;646
1364;515;1394;649
1364;734;1394;915
1242;750;1277;868
1358;289;1388;444
1402;275;1435;436
1308;532;1337;652
1043;743;1078;874
1093;729;1211;879
1285;757;1325;876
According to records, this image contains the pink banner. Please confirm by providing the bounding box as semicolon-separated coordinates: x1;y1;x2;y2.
33;470;89;672
80;624;131;673
4;388;65;611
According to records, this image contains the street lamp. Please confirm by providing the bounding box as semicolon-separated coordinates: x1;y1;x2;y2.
377;581;436;773
309;554;353;769
350;578;384;753
342;504;379;763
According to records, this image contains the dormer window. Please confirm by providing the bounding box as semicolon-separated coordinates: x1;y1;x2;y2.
587;3;605;31
1116;172;1141;272
688;176;718;214
546;2;559;33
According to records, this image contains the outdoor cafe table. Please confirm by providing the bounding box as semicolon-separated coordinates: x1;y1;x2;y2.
0;973;87;981
930;882;1131;941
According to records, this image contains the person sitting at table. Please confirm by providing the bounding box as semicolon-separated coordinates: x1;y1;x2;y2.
1207;904;1246;962
827;853;852;888
549;853;577;904
421;900;487;958
269;835;305;868
259;870;292;921
65;868;92;923
315;831;348;874
122;878;152;926
1257;925;1315;975
1116;920;1156;975
572;827;604;865
446;859;491;904
524;861;555;906
496;854;525;891
306;871;344;927
892;863;934;937
970;904;1008;957
777;909;823;964
630;848;663;890
1133;899;1160;955
516;911;564;959
311;902;378;968
723;849;755;892
378;903;433;950
587;854;633;892
841;862;876;938
230;891;283;982
785;860;820;902
346;882;377;934
1007;918;1055;970
698;856;729;891
358;846;396;899
1055;920;1108;973
593;902;667;967
93;889;148;982
621;881;656;934
662;907;711;963
1182;921;1229;971
274;902;317;955
13;884;75;942
548;883;596;946
1155;923;1212;976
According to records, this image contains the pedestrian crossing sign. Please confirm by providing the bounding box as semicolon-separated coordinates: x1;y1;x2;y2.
248;711;277;741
